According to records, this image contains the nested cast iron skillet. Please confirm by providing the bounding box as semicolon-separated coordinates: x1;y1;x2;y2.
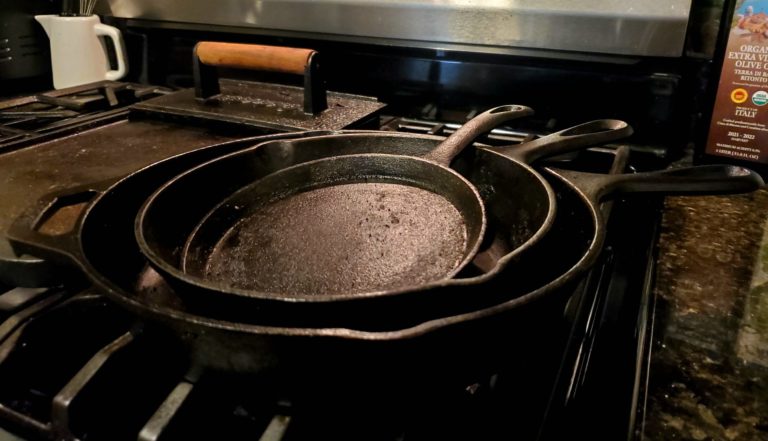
135;117;634;313
7;133;762;383
135;105;532;300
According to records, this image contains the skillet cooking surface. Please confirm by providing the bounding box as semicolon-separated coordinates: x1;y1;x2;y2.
200;182;468;295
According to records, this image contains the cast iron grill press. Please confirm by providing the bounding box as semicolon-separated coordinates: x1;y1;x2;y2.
132;41;386;131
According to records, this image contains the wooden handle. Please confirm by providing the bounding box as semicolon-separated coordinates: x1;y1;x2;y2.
195;42;314;75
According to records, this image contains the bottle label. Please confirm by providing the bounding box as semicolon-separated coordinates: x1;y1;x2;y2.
706;1;768;163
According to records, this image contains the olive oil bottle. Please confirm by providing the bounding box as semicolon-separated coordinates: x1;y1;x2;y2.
698;0;768;176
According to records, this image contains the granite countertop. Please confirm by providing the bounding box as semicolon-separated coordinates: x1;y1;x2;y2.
642;189;768;441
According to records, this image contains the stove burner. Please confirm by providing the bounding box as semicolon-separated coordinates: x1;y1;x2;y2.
0;82;170;152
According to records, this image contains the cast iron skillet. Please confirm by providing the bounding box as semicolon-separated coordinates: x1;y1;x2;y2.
7;140;762;388
135;118;633;312
137;105;535;298
8;132;762;337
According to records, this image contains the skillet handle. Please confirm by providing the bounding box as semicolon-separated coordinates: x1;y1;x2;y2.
196;42;313;75
555;165;765;202
487;119;633;164
6;182;112;272
423;104;534;166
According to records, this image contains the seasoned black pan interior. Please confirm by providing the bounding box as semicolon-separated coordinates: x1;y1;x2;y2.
183;155;485;296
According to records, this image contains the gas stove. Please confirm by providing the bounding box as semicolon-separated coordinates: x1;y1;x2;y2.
0;82;662;440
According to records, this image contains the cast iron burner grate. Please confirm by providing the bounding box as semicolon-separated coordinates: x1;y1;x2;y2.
0;112;659;441
0;286;575;441
0;81;170;152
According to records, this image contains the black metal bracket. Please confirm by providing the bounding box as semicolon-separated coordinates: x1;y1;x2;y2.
192;43;221;101
303;52;328;115
192;43;328;115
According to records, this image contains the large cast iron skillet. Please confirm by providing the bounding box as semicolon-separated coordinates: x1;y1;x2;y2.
7;145;761;399
8;131;762;340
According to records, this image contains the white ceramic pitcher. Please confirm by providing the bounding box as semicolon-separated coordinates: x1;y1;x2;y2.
35;15;127;89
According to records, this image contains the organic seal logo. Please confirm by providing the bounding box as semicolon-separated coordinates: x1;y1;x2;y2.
731;88;749;104
752;90;768;106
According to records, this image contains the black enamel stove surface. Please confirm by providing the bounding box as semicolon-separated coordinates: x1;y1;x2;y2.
0;103;660;441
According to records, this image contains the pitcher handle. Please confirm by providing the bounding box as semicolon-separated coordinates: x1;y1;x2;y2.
94;23;127;81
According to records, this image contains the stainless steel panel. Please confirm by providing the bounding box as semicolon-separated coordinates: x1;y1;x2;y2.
98;0;692;57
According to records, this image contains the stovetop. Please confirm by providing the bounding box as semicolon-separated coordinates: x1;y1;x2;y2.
0;81;172;153
0;82;661;441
